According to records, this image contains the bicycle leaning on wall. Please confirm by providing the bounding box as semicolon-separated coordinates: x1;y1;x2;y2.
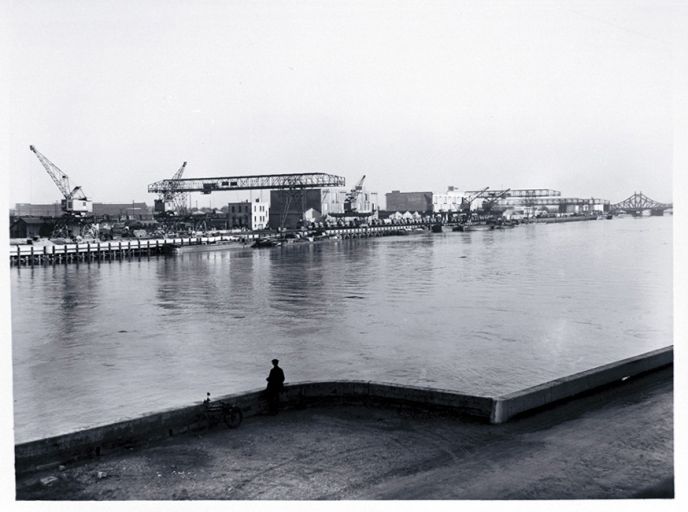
202;392;243;429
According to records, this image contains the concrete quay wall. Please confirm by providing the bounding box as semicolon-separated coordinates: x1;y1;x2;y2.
279;381;493;418
14;389;268;474
491;346;673;423
14;382;492;473
15;347;672;473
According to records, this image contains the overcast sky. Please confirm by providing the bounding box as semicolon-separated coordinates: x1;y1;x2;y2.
6;0;680;208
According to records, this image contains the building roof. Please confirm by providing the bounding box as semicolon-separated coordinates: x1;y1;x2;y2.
12;217;49;225
92;203;150;216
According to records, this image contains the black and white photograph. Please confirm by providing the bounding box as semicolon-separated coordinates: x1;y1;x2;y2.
1;0;685;507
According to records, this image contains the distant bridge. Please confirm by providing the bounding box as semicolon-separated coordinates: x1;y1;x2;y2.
610;192;672;216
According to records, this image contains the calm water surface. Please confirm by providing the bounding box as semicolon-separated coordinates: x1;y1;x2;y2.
11;217;672;442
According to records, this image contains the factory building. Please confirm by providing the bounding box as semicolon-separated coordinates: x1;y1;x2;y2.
385;190;433;213
333;190;381;217
462;189;609;217
527;198;609;214
269;189;345;229
432;187;463;213
10;217;50;239
12;202;153;220
92;203;153;220
227;199;269;230
13;203;64;217
464;189;562;212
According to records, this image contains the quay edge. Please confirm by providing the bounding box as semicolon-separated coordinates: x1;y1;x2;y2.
490;346;673;423
8;226;424;266
14;347;673;474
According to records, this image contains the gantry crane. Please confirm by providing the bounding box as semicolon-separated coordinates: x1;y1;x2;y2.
153;161;189;215
29;145;92;215
148;171;346;231
148;172;346;194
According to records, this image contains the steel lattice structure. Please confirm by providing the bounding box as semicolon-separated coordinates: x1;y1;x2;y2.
157;161;189;212
610;191;672;211
520;197;608;206
148;172;346;195
464;188;562;198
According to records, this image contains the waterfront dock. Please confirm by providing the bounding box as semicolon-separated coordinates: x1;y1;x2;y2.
8;235;246;267
8;225;430;266
8;217;614;267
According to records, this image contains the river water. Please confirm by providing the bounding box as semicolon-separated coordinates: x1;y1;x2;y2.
10;216;672;442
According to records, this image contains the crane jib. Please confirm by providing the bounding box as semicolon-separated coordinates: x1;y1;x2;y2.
29;145;92;214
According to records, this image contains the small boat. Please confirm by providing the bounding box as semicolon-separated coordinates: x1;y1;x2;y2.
493;220;517;229
165;240;241;254
283;235;316;244
453;223;493;232
431;224;443;233
251;238;281;248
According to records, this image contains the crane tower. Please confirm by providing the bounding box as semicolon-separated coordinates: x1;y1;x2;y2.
29;145;92;215
459;186;489;215
479;188;511;215
153;161;189;215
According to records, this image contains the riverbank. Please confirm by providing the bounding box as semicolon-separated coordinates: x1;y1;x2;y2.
15;364;673;500
8;225;423;266
534;214;604;223
4;215;608;266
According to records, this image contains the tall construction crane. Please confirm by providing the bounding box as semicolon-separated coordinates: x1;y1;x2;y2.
29;145;92;215
153;161;189;215
344;174;366;214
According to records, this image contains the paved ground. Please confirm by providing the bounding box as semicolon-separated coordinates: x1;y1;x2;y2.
15;367;673;500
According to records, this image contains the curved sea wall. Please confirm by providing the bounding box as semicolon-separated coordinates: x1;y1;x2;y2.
15;347;672;473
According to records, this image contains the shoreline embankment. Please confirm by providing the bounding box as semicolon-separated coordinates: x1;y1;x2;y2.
8;214;621;267
15;346;672;474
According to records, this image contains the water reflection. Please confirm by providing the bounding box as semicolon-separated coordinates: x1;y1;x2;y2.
11;217;673;442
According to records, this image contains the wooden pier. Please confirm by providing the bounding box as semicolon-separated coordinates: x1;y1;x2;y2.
8;236;231;267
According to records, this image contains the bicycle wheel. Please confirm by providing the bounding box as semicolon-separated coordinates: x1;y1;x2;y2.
223;407;243;429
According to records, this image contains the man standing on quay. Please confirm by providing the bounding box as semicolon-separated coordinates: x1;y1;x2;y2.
266;359;285;415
